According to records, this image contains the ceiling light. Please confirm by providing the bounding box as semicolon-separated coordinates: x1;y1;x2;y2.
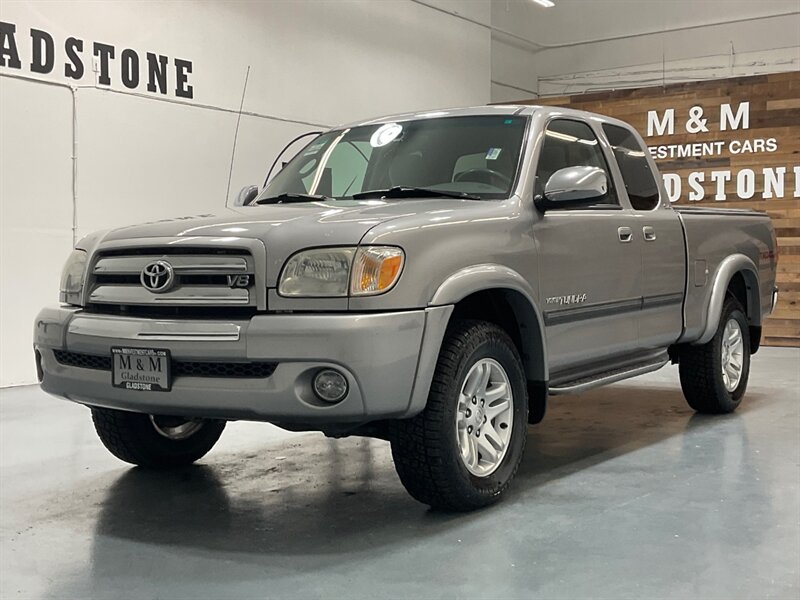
532;0;555;7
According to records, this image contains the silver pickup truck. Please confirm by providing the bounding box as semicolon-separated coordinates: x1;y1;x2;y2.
34;105;778;511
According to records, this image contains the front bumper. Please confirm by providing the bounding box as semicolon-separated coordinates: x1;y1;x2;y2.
34;305;452;423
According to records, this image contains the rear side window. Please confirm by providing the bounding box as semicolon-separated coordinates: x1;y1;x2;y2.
602;124;660;211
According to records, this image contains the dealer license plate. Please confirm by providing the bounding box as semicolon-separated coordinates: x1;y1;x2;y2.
111;347;172;392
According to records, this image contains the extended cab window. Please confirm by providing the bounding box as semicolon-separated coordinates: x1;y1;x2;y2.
535;119;617;206
602;123;660;211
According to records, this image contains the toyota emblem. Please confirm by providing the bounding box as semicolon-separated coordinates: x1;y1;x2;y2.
140;260;175;293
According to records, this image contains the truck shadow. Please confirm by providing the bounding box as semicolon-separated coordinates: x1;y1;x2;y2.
86;383;766;570
512;383;753;488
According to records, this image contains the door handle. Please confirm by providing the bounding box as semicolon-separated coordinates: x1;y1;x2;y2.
643;226;657;242
618;226;633;243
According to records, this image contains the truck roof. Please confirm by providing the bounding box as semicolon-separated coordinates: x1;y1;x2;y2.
337;104;634;131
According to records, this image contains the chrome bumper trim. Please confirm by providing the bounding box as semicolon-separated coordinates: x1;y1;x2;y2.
68;314;242;341
89;285;251;306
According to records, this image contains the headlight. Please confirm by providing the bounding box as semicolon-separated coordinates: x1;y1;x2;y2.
350;246;404;296
59;249;88;304
278;248;355;297
278;246;404;298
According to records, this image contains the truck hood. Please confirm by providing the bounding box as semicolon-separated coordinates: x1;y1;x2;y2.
94;199;489;286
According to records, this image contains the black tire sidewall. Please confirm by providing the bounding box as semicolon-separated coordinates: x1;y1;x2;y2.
92;407;225;468
444;329;528;500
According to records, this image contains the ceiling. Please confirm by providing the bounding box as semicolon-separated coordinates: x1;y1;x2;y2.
490;0;800;49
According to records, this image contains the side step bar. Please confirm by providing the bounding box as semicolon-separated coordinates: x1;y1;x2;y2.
548;354;669;396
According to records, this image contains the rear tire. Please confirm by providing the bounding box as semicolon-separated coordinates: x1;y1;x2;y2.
391;320;528;511
679;296;750;414
91;407;225;468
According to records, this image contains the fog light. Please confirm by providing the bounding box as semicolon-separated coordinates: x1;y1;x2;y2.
313;369;348;403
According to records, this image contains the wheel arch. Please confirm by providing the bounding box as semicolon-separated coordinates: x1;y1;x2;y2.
430;265;548;382
695;254;761;346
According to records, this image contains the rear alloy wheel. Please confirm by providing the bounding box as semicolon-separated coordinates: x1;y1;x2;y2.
720;318;745;392
92;407;226;468
679;296;751;414
391;320;528;511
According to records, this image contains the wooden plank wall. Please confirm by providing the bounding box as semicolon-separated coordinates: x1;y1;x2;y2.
512;72;800;347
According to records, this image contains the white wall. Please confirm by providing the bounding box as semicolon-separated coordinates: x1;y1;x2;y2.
3;0;798;386
0;0;492;386
0;77;74;387
491;37;538;102
489;0;800;101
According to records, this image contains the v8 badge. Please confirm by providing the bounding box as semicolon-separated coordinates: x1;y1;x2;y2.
227;275;250;288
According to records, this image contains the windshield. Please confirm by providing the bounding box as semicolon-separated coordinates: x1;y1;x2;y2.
256;115;528;202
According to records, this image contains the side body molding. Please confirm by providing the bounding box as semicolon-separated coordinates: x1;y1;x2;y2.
429;264;548;382
695;253;761;345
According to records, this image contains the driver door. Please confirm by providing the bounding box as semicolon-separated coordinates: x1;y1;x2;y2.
533;119;643;376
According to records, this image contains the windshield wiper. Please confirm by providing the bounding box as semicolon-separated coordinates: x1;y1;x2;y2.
353;187;481;201
254;193;329;205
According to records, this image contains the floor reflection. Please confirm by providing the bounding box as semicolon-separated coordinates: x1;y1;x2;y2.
90;385;768;554
93;437;457;560
57;383;774;598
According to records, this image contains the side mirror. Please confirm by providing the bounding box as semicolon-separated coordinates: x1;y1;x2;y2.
535;166;607;211
233;184;259;207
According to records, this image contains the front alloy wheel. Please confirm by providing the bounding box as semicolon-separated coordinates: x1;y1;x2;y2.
456;358;514;477
149;415;206;440
391;320;528;511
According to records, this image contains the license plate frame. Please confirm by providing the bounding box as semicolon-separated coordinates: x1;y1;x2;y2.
111;347;172;392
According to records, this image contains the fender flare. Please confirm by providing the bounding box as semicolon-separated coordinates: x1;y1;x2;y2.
695;254;761;345
430;264;548;381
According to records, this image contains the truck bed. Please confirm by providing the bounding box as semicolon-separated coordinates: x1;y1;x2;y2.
676;206;776;343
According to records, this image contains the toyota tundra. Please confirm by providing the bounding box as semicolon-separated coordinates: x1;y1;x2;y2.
34;105;779;510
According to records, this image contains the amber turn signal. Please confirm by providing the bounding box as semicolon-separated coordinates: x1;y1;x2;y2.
350;247;405;296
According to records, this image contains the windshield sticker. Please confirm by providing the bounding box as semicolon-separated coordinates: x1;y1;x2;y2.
303;142;326;156
486;147;502;160
370;123;403;148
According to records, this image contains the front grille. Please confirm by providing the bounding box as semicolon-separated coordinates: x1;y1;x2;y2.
98;247;247;257
53;350;277;379
86;247;258;314
93;274;235;286
173;361;277;378
54;350;111;370
83;304;259;320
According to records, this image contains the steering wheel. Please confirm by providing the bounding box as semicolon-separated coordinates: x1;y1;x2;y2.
454;168;512;189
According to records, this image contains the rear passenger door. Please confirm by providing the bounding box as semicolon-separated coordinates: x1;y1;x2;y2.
533;119;643;375
602;123;686;349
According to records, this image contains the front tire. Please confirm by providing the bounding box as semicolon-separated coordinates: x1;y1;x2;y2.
91;407;226;468
391;320;528;511
679;296;751;414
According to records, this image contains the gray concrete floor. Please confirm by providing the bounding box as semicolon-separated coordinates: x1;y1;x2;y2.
1;347;798;600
